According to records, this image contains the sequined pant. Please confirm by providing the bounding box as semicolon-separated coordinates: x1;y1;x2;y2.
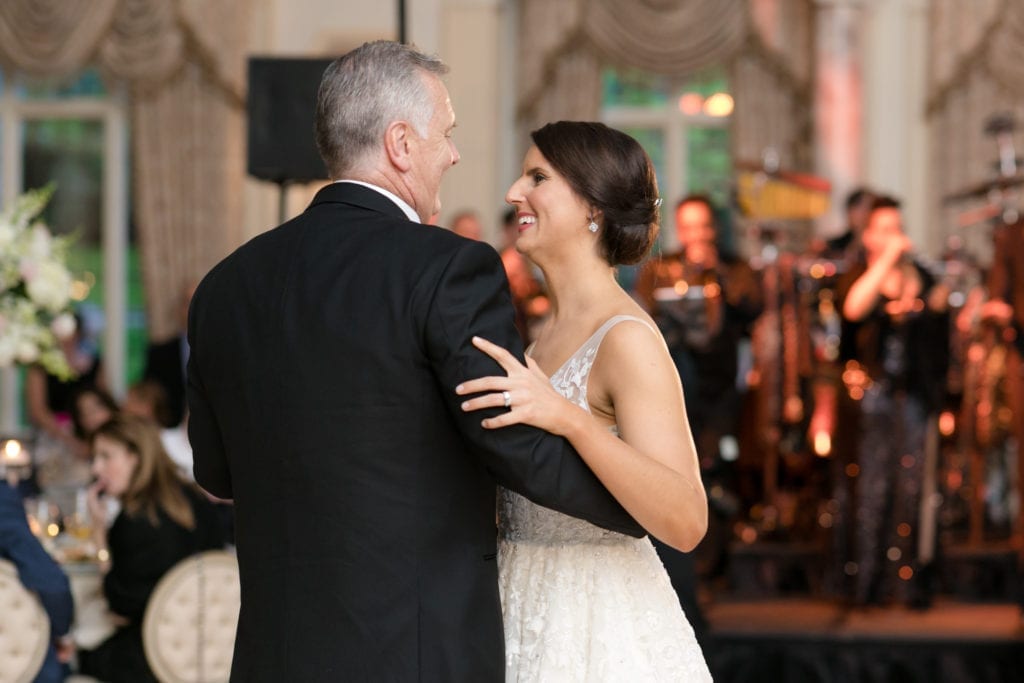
832;383;930;605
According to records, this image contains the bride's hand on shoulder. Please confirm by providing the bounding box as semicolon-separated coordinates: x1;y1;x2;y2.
456;336;580;436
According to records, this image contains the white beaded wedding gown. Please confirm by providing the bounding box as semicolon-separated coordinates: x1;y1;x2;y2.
498;315;713;682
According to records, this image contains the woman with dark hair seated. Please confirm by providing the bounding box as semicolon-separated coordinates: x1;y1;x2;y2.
69;385;119;441
78;414;225;682
26;314;104;459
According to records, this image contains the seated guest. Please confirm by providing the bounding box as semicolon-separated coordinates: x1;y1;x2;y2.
122;380;174;431
124;381;233;542
449;209;483;241
0;481;74;683
26;315;105;458
143;284;195;428
70;385;119;440
123;380;193;479
78;415;225;683
26;319;105;513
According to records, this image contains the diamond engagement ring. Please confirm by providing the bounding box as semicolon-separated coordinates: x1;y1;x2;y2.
502;391;512;408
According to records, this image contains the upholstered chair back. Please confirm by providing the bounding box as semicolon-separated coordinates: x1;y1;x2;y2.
0;558;50;683
142;550;240;683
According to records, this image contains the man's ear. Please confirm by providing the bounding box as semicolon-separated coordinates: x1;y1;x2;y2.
384;121;413;172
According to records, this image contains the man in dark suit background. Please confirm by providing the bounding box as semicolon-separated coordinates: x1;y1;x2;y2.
143;283;194;427
187;41;642;682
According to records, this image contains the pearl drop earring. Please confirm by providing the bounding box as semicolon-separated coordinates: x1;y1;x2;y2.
587;219;598;233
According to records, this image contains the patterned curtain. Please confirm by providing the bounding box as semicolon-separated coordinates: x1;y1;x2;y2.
514;1;817;502
0;0;247;341
517;0;814;218
927;0;1024;262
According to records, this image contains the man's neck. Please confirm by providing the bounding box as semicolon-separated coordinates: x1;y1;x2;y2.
336;175;420;223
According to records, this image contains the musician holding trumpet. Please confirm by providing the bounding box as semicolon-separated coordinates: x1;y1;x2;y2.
984;219;1024;574
635;194;762;641
837;195;950;608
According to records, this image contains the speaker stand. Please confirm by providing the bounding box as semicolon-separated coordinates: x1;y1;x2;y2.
276;179;292;224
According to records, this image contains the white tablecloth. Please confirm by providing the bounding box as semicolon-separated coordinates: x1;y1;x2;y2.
62;562;116;649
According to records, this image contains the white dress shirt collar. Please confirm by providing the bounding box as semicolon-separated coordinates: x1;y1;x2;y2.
334;179;420;223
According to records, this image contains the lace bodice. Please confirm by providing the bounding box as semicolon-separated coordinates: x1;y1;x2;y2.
496;316;712;681
498;315;650;545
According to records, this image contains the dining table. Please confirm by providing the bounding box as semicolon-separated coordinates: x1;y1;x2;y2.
60;558;117;650
28;493;119;651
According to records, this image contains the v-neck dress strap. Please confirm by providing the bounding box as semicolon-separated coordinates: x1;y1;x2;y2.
548;315;655;412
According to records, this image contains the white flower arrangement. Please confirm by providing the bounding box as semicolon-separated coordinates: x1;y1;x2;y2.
0;185;77;379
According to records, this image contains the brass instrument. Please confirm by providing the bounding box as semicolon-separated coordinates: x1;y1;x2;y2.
943;113;1022;545
739;155;832;516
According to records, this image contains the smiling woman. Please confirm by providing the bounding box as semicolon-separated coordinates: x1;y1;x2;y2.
506;121;659;269
459;120;712;681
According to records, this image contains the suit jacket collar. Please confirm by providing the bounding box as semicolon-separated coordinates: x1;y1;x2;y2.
308;181;416;223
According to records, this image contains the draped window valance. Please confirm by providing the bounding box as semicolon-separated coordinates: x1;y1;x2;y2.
0;0;244;103
518;0;814;177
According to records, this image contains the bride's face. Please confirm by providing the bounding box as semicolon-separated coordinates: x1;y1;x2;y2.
505;145;594;260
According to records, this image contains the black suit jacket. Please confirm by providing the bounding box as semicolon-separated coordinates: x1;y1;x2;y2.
187;183;643;682
144;335;187;426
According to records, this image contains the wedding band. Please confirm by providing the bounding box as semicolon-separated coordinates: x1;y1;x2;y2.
502;391;512;408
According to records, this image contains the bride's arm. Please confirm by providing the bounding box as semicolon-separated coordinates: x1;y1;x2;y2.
458;323;708;551
581;322;707;550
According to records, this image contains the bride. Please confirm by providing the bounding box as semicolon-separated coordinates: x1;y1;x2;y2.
457;121;713;681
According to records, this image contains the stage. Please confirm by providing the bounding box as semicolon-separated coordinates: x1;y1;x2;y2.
704;598;1024;682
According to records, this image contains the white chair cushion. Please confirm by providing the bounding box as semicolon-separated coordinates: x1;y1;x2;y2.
0;558;50;683
142;550;240;683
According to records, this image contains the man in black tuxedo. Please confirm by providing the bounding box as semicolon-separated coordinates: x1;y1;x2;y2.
143;283;196;427
187;41;642;682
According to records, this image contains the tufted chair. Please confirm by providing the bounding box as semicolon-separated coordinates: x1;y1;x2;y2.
142;550;240;683
0;558;50;683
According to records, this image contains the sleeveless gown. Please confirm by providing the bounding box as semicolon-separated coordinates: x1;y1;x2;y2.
498;315;713;681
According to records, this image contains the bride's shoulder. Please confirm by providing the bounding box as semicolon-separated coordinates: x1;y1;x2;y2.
589;315;676;401
596;310;666;363
604;300;659;337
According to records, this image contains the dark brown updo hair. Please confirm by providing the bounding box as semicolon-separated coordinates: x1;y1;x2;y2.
531;121;660;265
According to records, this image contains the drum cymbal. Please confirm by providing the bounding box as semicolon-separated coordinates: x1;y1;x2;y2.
955;203;1002;227
942;173;1024;204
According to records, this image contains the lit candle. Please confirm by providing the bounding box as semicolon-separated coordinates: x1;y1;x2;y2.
2;439;30;467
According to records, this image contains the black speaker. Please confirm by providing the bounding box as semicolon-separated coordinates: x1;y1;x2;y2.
247;57;333;183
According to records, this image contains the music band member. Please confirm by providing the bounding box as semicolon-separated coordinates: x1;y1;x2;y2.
635;194;762;638
984;218;1024;565
836;195;949;607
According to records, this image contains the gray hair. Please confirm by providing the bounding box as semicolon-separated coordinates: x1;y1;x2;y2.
315;41;448;178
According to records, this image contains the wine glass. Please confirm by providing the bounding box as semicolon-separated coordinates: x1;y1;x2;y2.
65;488;93;542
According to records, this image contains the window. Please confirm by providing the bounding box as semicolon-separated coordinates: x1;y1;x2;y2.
601;66;733;256
0;68;134;429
